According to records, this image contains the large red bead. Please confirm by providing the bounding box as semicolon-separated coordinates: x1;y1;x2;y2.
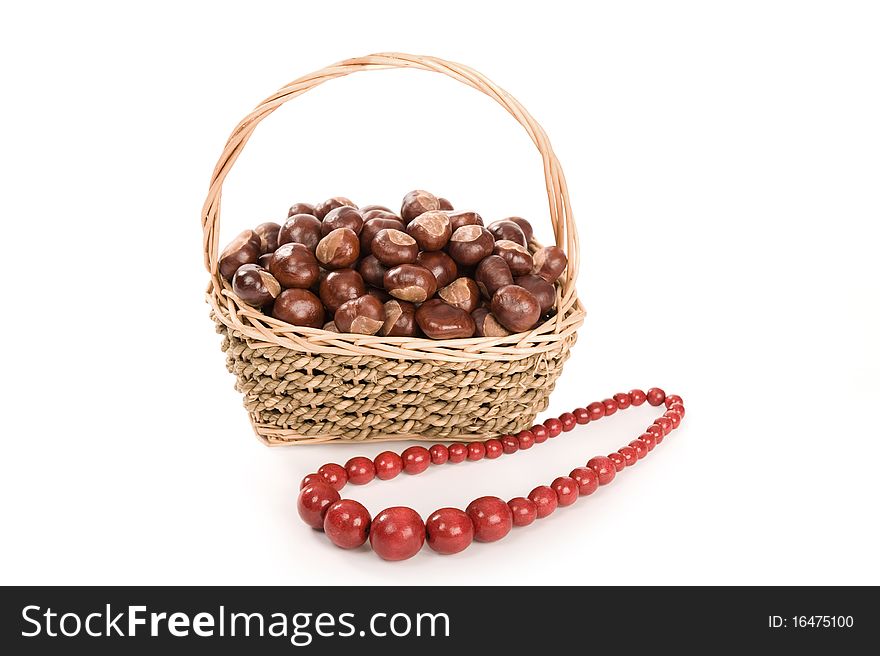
426;508;474;555
586;401;605;421
369;507;426;561
501;435;519;454
654;416;673;436
318;463;347;491
374;451;403;480
448;443;468;463
323;499;371;549
517;430;535;450
668;402;685;418
607;451;626;472
645;424;664;443
429;444;449;465
613;392;632;410
587;456;616;485
466;496;513;542
551;476;578;507
646;387;666;406
602;398;617;417
297;482;340;529
300;473;320;489
467;442;486;461
573;408;590;425
629;439;648;459
484;439;504;459
629;389;647;406
569;466;598;496
543;417;563;438
528;485;558;518
665;394;683;409
617;446;638;467
664;411;682;429
531;424;550;443
640;432;657;451
402;446;431;474
345;457;375;485
508;497;538;526
559;412;577;432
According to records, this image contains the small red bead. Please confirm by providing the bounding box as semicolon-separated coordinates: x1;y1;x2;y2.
374;451;403;480
646;387;666;406
531;424;549;443
617;446;638;467
559;412;577;432
573;408;590;425
448;443;468;463
318;463;347;491
587;456;616;485
402;446;431;474
426;508;474;555
668;402;685;418
629;389;647;406
323;499;371;549
654;416;673;436
300;473;320;489
586;401;605;421
645;424;664;442
543;417;563;438
297;482;340;529
629;439;648;459
640;432;657;451
569;466;599;496
551;476;579;507
484;439;503;459
344;457;375;485
370;507;426;561
613;392;632;410
429;444;449;465
508;497;538;527
664;394;683;409
501;435;519;454
529;485;558;518
664;411;682;429
517;430;535;450
607;451;626;472
466;496;513;542
602;398;618;417
467;442;486;461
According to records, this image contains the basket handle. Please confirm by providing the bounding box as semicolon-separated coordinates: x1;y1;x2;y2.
201;53;579;292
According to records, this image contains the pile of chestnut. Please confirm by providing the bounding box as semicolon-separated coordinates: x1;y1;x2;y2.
218;190;567;339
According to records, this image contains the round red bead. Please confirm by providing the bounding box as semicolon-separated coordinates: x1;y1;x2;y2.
374;451;403;480
544;417;563;438
668;402;685;418
629;439;648;459
531;424;549;443
448;443;468;463
501;435;519;454
508;497;538;527
639;432;657;451
573;408;590;425
629;389;647;406
586;401;605;421
646;387;666;406
426;508;474;555
569;466;599;496
613;392;632;410
664;411;682;429
602;398;617;417
466;496;513;542
528;485;558;518
559;412;577;432
318;463;347;491
665;394;683;409
323;499;371;549
484;439;503;459
617;446;638;467
429;444;449;465
300;473;320;489
370;507;426;561
344;457;375;485
551;476;579;507
645;424;664;442
467;442;486;461
607;451;626;472
297;482;340;529
587;456;616;485
654;416;673;436
517;430;535;450
402;446;431;474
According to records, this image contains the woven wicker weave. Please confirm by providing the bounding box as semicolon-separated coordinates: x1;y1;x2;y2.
203;53;585;445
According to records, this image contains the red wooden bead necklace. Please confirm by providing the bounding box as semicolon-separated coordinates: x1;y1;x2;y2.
297;387;685;561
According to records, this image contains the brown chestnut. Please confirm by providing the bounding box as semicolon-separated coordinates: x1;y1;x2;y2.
472;307;511;338
475;255;514;299
232;264;281;307
383;264;437;303
314;196;356;219
272;288;325;328
406;210;452;251
400;189;440;223
532;246;568;282
381;300;418;337
416;251;457;289
437;277;481;313
361;217;405;253
490;285;541;333
268;242;320;289
218;229;261;280
315;228;360;269
334;295;385;335
321;205;364;236
361;209;401;222
288;202;316;217
319;269;366;314
279;214;323;253
371;229;419;267
438;197;454;211
506;216;534;243
254;222;281;254
415;299;476;339
493;239;533;276
487;220;527;247
357;255;388;288
514;274;556;314
446;225;495;266
447;210;483;232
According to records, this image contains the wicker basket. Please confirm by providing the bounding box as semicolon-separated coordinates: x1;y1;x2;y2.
202;53;585;445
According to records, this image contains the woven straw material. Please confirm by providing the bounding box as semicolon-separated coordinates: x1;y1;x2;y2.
202;53;586;445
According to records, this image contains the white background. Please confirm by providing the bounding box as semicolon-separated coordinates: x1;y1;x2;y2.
1;1;878;585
